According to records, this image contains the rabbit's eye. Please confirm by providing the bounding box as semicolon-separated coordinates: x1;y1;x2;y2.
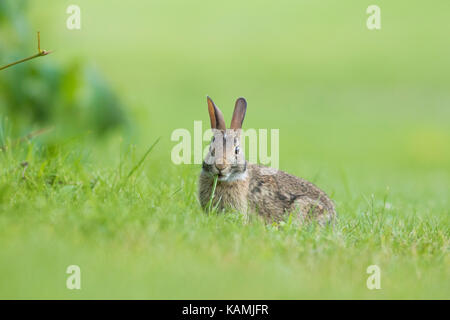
235;146;240;154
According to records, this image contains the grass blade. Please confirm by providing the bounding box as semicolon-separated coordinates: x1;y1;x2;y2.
126;137;160;179
207;175;219;213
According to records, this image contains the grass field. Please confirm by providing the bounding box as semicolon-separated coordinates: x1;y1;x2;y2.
0;1;449;299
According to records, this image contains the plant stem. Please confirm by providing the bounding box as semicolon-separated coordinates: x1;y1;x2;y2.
207;175;219;213
0;32;52;71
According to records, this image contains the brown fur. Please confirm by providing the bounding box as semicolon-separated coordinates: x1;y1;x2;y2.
198;97;336;225
199;163;336;224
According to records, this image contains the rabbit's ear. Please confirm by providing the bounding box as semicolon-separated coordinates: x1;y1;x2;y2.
207;96;226;130
230;97;247;129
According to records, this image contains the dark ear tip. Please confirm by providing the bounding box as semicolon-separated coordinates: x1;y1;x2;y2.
236;97;247;105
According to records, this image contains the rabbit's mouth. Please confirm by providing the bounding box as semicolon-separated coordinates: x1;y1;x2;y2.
202;161;247;182
217;169;248;182
217;172;230;181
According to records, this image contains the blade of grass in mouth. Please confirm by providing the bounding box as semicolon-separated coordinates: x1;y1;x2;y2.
207;175;219;213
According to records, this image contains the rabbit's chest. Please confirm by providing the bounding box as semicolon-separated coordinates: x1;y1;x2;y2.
214;182;248;212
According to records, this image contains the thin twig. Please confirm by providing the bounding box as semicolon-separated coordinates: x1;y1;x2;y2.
37;31;41;52
0;32;52;71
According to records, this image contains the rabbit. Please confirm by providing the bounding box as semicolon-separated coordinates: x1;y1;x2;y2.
198;96;336;225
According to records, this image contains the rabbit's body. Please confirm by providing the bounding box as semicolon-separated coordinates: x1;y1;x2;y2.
199;163;336;224
198;97;336;224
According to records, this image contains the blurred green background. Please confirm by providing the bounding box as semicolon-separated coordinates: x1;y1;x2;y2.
0;0;449;299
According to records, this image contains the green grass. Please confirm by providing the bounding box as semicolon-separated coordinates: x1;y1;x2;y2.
0;0;449;299
0;136;448;299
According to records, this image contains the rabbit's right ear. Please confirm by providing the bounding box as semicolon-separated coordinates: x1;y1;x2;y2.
230;97;247;129
207;96;226;130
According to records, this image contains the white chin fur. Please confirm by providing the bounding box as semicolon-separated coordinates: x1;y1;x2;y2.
202;169;248;182
219;171;248;182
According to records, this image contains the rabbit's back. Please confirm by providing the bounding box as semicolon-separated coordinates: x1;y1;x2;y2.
247;164;336;224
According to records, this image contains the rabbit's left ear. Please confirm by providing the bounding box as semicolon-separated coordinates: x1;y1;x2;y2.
207;96;226;130
230;97;247;129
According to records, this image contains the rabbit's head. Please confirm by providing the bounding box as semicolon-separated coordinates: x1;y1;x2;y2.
202;97;248;181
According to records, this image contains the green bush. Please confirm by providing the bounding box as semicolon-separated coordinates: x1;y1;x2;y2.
0;0;127;141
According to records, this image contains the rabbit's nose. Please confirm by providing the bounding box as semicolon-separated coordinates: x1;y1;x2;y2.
215;163;226;172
